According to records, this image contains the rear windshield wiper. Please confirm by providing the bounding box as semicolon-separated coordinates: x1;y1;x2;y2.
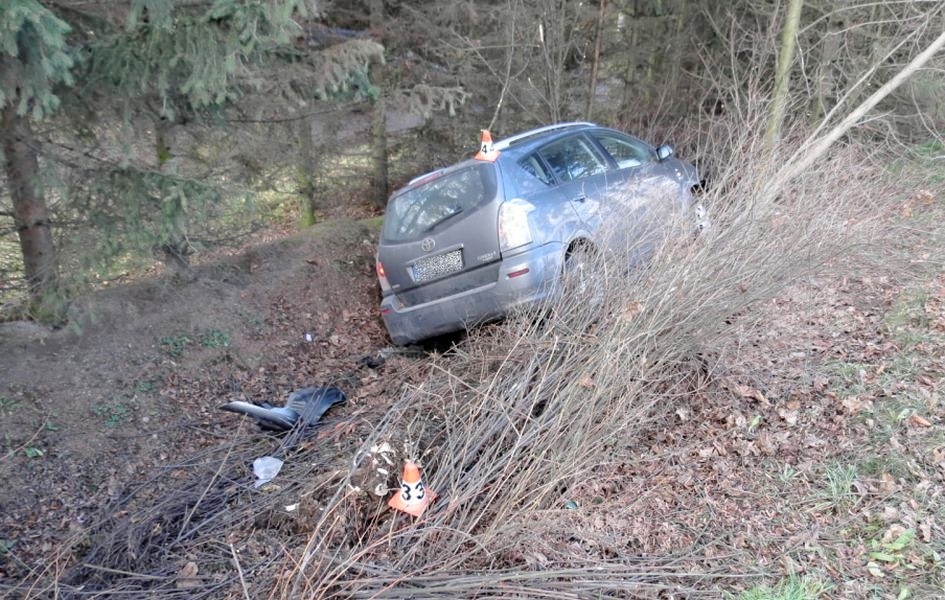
422;207;464;233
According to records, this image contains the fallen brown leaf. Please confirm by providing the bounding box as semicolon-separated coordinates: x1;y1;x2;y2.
881;505;899;522
915;189;935;204
879;473;897;494
777;407;799;426
881;523;908;545
920;520;933;543
733;383;770;406
176;561;200;589
620;301;643;321
841;395;870;415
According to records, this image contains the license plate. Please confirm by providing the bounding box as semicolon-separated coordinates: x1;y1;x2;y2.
412;249;463;282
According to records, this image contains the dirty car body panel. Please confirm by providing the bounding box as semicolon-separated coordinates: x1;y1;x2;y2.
376;122;703;345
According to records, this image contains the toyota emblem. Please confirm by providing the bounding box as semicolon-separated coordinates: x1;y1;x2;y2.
421;237;435;252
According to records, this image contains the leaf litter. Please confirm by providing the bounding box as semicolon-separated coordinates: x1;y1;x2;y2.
1;224;943;598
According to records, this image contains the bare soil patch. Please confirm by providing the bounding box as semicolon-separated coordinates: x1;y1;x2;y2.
0;219;421;584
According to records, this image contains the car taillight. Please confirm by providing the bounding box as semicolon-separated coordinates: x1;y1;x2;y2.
498;199;535;251
376;260;391;291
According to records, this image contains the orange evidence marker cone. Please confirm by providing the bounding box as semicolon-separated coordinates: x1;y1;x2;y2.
474;129;500;162
388;460;437;517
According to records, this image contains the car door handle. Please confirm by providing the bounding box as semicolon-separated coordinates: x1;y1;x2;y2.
572;195;586;203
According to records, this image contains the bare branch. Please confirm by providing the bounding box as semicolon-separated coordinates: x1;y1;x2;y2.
778;27;945;186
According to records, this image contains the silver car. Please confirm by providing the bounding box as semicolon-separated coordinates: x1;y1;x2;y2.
376;122;704;345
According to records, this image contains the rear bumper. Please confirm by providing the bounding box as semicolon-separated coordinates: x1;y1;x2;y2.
380;242;562;345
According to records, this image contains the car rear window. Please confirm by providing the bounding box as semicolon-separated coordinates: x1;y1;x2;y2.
382;163;498;242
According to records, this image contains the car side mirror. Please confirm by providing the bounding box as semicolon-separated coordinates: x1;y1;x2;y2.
656;144;674;161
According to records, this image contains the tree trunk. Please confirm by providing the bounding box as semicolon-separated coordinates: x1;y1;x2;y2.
812;13;842;124
370;93;390;210
642;0;665;109
765;0;804;148
669;0;688;111
584;0;606;121
1;102;61;319
619;2;640;115
367;0;385;28
154;118;193;280
298;115;318;227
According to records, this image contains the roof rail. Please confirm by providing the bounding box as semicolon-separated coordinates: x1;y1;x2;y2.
494;122;596;150
407;167;447;186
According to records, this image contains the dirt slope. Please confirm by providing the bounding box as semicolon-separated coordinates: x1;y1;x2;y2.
0;219;400;579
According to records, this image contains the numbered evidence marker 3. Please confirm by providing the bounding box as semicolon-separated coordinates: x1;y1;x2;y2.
388;460;437;517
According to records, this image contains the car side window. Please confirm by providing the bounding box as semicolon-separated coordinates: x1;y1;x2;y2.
538;137;608;183
520;155;554;185
592;133;654;169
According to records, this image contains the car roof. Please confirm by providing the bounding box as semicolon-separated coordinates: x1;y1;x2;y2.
493;121;597;155
397;122;607;193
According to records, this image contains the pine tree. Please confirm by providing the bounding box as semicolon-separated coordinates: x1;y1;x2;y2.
78;0;330;278
3;0;387;300
0;1;76;322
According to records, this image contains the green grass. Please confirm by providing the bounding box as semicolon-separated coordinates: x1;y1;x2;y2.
874;354;923;390
890;138;945;183
134;379;157;394
0;538;14;555
815;463;860;512
200;327;230;348
828;360;872;395
160;328;229;356
243;313;264;328
0;396;21;413
813;282;945;598
735;575;828;600
913;139;945;156
867;398;916;443
159;333;191;357
776;462;800;485
868;528;916;568
858;451;914;482
884;289;938;348
92;402;134;429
